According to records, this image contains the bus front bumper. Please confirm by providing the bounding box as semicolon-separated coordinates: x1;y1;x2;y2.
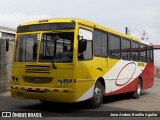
10;85;76;103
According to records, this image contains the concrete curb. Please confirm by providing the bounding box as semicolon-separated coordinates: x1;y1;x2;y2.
0;91;10;95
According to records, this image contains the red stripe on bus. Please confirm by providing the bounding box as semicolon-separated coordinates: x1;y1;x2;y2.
54;89;58;92
45;89;49;91
63;90;69;92
36;88;40;91
28;88;32;90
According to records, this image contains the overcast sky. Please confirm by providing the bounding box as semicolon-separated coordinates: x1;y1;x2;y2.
0;0;160;66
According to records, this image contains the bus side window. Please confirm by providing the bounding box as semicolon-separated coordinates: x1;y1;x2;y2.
131;41;140;61
108;34;120;59
121;38;131;60
93;29;107;58
78;28;93;60
147;46;153;63
140;44;147;62
93;29;101;56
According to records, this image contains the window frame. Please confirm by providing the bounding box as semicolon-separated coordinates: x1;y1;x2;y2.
147;45;153;63
93;29;108;58
101;31;108;57
140;43;147;63
121;37;131;61
131;40;140;62
93;29;102;57
78;27;93;61
108;33;121;59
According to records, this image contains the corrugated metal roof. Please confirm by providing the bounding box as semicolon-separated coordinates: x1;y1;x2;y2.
154;66;160;70
0;26;16;34
153;45;160;50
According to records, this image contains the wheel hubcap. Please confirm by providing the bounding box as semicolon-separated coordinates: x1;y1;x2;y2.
94;87;102;103
137;84;141;95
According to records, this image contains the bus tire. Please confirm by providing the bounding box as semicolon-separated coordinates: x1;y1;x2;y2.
40;100;51;104
132;79;142;99
90;81;104;108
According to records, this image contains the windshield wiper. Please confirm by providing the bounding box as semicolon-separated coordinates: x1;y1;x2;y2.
46;42;57;69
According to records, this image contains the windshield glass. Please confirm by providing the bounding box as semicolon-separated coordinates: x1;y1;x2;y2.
39;32;74;63
15;34;39;62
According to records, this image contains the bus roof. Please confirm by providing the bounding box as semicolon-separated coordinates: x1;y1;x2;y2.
18;18;149;44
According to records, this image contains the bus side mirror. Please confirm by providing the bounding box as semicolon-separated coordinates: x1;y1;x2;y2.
6;39;9;52
78;39;87;52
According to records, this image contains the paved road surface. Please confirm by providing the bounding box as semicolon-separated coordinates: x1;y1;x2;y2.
0;80;160;119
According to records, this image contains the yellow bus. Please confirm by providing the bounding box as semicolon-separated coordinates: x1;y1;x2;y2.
10;18;154;108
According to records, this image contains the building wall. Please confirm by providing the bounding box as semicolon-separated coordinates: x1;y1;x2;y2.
0;30;15;91
154;67;160;75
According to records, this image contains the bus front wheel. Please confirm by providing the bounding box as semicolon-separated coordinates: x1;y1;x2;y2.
132;79;142;99
90;81;104;108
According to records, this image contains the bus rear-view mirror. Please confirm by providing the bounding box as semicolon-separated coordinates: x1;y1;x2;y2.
78;39;87;52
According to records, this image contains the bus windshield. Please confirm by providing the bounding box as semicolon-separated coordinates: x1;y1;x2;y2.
15;34;39;62
39;32;74;63
15;32;74;63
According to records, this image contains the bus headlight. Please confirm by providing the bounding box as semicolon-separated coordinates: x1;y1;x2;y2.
64;79;69;85
58;80;62;85
12;76;15;81
15;77;19;82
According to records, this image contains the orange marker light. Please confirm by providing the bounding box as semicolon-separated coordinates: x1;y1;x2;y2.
39;20;48;23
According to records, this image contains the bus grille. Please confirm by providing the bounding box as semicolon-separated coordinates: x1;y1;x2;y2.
25;65;51;73
23;76;53;84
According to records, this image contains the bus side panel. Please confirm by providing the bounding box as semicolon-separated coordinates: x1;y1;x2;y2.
104;63;154;96
141;63;154;90
104;78;138;96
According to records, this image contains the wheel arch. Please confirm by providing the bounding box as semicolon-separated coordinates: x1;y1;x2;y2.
96;77;105;94
139;76;143;89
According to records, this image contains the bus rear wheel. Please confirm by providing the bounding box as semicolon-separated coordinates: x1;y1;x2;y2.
40;100;52;104
90;81;104;108
132;79;142;99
